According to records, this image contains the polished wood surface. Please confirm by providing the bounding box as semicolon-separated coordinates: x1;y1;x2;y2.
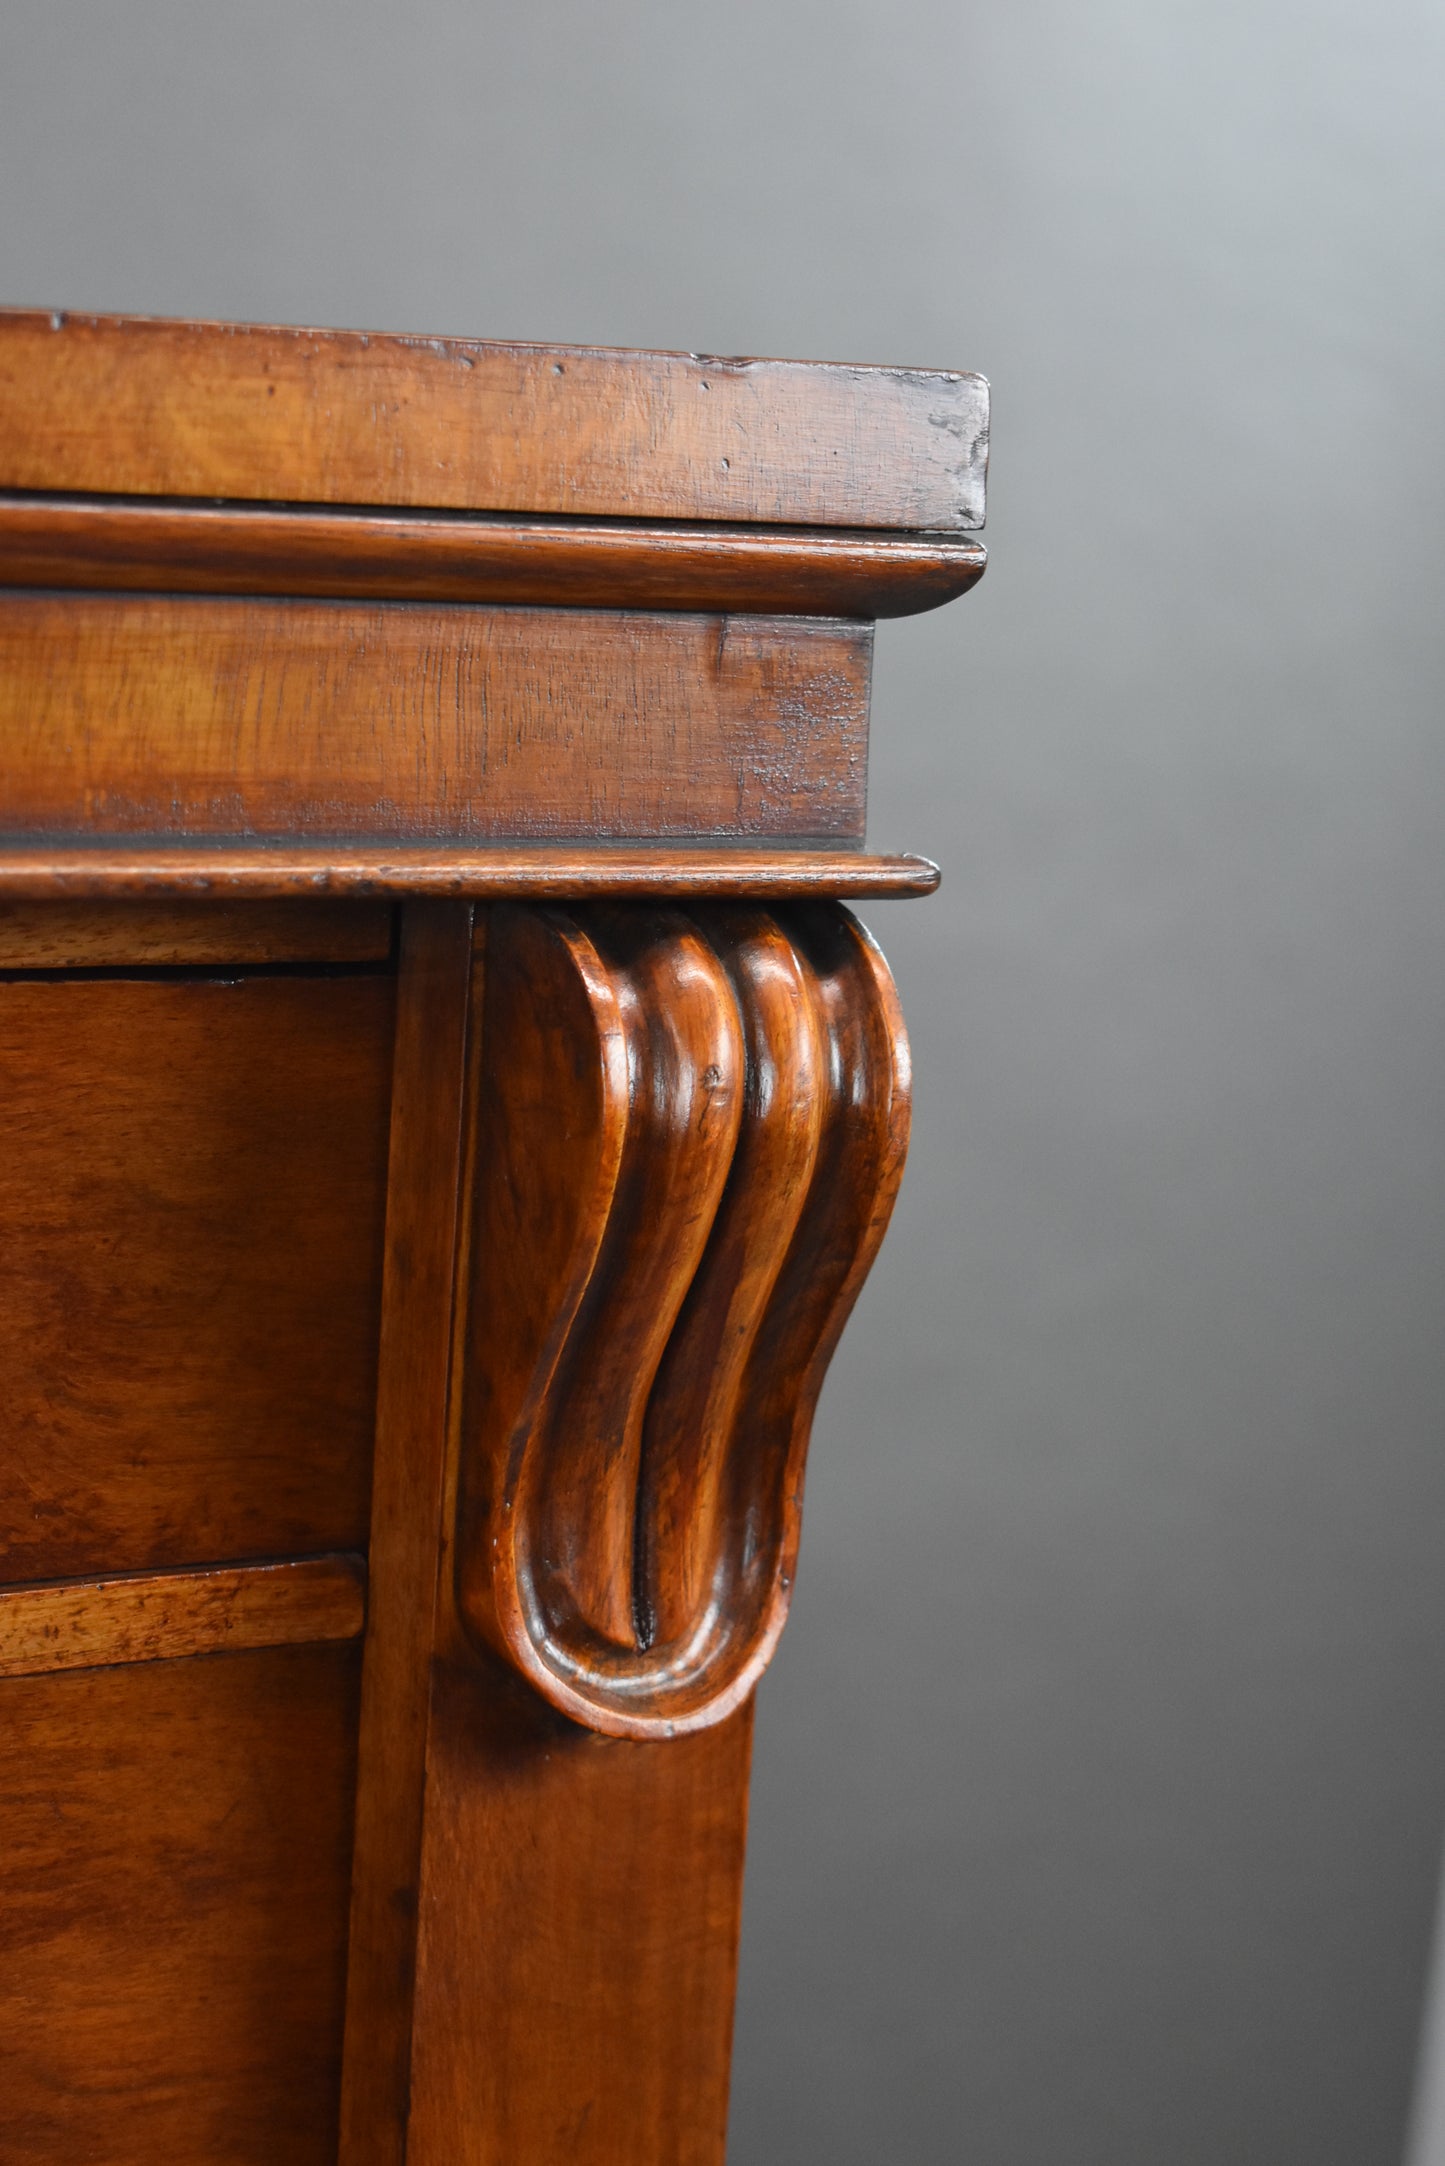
0;312;986;2163
0;1643;360;2165
0;592;869;842
456;903;910;1739
0;973;392;1583
407;1664;752;2166
0;310;988;530
0;1555;366;1680
0;897;393;966
339;905;474;2166
0;843;938;901
340;906;756;2165
0;493;986;618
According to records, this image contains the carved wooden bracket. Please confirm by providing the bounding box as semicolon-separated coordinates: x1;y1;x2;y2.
455;901;910;1739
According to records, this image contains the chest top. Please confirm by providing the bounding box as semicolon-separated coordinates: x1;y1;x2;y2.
0;310;987;897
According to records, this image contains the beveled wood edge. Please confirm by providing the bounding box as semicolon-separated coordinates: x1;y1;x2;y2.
0;1553;367;1679
0;846;941;901
0;494;986;618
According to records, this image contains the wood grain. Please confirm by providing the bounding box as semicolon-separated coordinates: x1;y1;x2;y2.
0;593;870;842
0;303;965;2164
0;1641;360;2164
406;1660;752;2166
0;974;393;1583
339;904;474;2166
0;843;937;901
0;1554;366;1679
0;896;393;967
339;901;759;2166
0;309;988;530
0;492;986;618
455;903;911;1738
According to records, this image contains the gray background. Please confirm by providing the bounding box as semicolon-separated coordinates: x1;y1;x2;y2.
3;4;1443;2160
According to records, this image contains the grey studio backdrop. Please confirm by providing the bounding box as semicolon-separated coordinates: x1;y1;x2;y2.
3;4;1443;2162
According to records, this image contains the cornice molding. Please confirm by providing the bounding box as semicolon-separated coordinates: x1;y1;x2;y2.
0;844;940;901
0;494;984;619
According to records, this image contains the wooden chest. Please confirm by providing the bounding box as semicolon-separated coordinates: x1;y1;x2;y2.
0;310;987;2164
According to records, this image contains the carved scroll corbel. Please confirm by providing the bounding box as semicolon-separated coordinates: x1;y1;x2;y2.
454;900;910;1740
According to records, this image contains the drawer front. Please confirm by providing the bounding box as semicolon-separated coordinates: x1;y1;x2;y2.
0;972;393;1583
0;1643;360;2164
0;898;394;969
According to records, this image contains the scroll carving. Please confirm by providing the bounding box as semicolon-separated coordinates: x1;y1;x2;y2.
455;901;911;1739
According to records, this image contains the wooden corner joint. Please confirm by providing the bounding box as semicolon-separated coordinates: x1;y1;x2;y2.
454;900;911;1741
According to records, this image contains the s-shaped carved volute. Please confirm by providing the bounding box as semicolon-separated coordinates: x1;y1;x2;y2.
454;900;911;1739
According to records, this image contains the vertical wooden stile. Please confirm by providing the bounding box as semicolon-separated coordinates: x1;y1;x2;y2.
338;900;757;2166
338;901;475;2166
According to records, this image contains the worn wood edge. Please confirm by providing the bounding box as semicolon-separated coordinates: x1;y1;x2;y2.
0;308;989;530
0;846;941;901
0;1553;367;1679
0;494;986;618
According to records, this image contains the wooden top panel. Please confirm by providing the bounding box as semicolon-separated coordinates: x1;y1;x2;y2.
0;310;988;531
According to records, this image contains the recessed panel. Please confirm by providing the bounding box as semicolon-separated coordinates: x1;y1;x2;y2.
0;972;393;1583
0;1643;360;2165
